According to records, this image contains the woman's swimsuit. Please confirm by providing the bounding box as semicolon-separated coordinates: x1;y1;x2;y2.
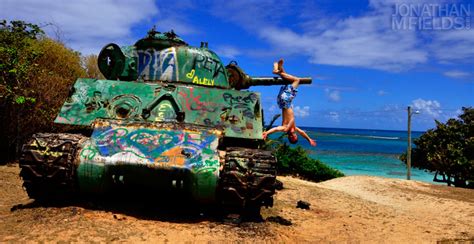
277;84;298;109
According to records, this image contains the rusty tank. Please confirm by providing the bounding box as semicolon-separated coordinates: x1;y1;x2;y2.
19;28;312;213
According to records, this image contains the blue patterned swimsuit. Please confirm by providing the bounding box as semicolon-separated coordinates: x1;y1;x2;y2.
277;84;298;109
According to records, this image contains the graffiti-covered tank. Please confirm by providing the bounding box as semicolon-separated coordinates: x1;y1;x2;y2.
19;28;312;213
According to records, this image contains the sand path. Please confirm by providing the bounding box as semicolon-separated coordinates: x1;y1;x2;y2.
1;165;473;243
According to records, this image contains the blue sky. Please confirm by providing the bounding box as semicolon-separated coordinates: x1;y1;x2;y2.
2;0;473;131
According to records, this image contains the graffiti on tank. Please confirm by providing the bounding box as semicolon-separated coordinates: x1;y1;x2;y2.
203;118;224;128
222;93;257;119
84;91;105;112
80;145;99;160
107;94;142;119
186;69;214;86
180;49;226;86
137;48;177;81
191;53;226;79
154;101;176;121
178;88;218;112
55;79;157;125
56;83;97;124
84;126;218;169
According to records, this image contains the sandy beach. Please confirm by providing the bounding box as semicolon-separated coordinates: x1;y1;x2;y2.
1;164;473;243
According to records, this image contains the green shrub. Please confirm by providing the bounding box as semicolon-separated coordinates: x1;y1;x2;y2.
272;142;344;182
0;20;86;162
263;114;344;182
400;107;473;188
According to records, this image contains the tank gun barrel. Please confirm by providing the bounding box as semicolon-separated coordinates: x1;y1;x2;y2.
226;62;312;90
249;76;312;86
237;76;312;89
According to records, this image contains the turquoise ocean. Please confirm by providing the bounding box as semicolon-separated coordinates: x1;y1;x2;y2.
281;127;437;183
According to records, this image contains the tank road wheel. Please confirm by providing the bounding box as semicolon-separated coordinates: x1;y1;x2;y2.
219;147;277;217
19;133;85;201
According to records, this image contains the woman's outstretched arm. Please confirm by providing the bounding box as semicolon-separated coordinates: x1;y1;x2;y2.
295;127;317;146
263;125;289;139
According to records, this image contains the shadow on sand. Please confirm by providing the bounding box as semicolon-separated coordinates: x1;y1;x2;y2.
10;191;265;224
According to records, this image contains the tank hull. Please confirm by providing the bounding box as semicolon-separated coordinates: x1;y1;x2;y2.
76;120;221;203
19;129;277;209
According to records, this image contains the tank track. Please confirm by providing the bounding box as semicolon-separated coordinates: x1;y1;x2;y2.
19;133;85;200
219;147;277;213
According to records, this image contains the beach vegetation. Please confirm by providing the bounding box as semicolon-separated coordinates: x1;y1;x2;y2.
273;142;345;182
264;114;345;182
0;20;87;162
401;107;473;188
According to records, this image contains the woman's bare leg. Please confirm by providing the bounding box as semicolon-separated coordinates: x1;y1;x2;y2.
273;59;300;88
273;59;286;74
278;63;300;88
273;62;279;74
279;73;300;87
277;59;285;73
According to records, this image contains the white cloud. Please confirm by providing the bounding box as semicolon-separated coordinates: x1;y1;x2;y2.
4;0;472;74
326;111;340;122
431;29;474;62
293;106;310;118
325;89;341;102
411;98;442;118
1;0;159;54
206;0;473;72
156;17;198;36
441;108;466;122
443;70;471;79
378;90;388;96
214;45;241;59
153;1;199;36
305;16;426;71
454;109;463;118
209;0;427;71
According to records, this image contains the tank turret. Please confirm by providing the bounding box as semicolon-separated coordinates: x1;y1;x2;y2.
97;27;229;88
19;28;313;217
97;28;312;90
